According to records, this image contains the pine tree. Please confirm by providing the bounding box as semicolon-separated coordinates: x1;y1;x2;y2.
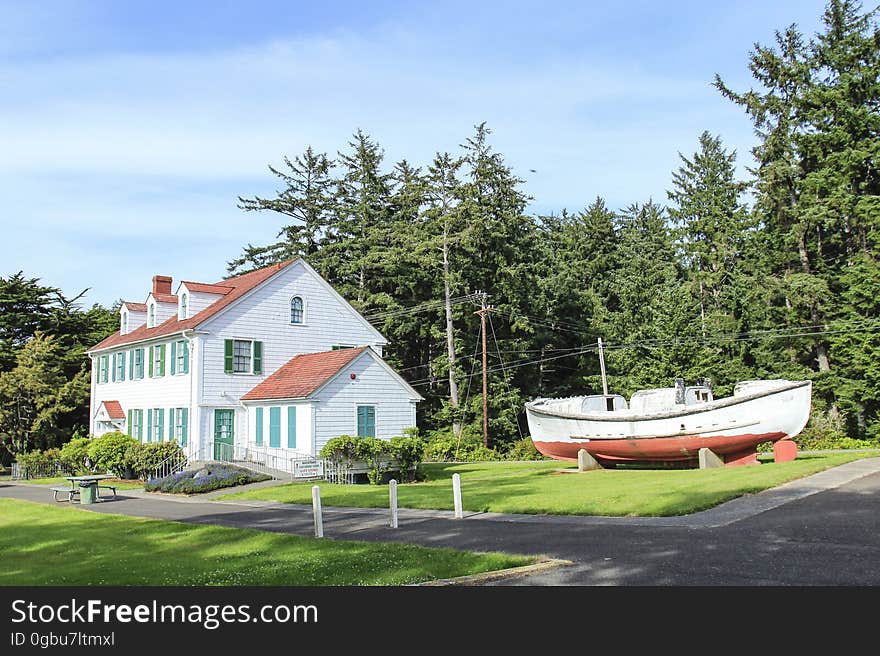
231;147;336;273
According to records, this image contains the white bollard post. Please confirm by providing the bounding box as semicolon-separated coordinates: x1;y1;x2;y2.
389;479;398;528
452;473;463;519
312;485;324;538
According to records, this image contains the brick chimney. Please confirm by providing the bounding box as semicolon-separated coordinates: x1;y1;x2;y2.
152;275;172;296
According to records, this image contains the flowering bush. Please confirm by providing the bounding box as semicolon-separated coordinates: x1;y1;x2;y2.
145;463;270;494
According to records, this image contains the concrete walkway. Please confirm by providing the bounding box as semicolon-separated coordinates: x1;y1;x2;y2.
4;457;880;585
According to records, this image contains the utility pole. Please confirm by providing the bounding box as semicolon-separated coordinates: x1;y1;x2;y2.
474;291;493;448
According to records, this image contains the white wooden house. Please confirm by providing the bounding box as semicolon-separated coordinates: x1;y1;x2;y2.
87;259;422;465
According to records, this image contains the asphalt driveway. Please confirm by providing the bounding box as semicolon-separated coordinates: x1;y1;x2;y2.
3;458;879;585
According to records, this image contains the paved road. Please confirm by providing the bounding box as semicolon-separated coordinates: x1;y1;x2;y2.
3;458;880;585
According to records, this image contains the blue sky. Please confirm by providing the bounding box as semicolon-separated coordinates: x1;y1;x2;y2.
0;0;829;308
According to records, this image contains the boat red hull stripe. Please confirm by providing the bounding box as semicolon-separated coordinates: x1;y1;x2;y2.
533;432;788;463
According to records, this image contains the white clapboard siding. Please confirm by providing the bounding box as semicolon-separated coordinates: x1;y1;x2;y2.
245;401;313;455
89;341;193;439
313;353;417;453
199;262;387;407
145;294;177;325
179;285;226;318
120;308;146;335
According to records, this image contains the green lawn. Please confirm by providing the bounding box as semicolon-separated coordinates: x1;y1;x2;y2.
0;498;530;586
13;477;143;490
218;451;880;516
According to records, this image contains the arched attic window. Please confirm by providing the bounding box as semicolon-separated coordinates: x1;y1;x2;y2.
121;311;128;334
290;296;304;324
148;303;155;328
179;293;188;320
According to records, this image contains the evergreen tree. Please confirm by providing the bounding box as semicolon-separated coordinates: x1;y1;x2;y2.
231;147;336;274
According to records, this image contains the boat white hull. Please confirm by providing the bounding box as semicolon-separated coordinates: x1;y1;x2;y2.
526;381;812;466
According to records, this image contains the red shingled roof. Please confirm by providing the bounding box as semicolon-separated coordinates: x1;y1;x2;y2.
89;260;296;352
122;302;147;312
180;281;233;295
241;347;369;401
153;293;179;304
102;400;126;419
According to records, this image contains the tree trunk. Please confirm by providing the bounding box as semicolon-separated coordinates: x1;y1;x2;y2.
442;230;461;437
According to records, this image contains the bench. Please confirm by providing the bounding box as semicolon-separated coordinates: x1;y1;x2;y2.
96;485;117;500
52;487;79;502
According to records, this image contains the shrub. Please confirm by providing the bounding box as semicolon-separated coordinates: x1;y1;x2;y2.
320;435;360;466
59;437;93;475
389;434;426;482
87;432;138;475
145;464;270;494
354;437;390;485
16;449;64;478
126;441;185;480
424;429;503;462
792;408;880;450
505;437;545;461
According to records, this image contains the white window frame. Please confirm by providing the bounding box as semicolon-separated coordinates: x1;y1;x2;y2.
152;408;163;441
134;348;145;379
147;302;156;328
289;295;307;326
121;311;128;334
152;345;163;377
179;293;188;320
232;338;254;374
174;408;187;437
116;352;125;381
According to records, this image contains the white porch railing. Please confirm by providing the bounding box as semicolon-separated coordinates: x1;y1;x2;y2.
199;442;325;481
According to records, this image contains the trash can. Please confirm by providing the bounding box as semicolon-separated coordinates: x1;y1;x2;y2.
79;481;98;504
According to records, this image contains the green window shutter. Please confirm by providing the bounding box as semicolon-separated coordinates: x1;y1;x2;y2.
147;409;153;443
357;406;366;437
159;344;166;376
224;339;234;373
111;353;116;382
255;407;263;446
180;408;188;447
148;345;154;377
357;406;376;438
182;340;189;374
157;408;164;442
253;341;263;374
119;351;125;381
168;408;175;440
269;407;280;447
127;409;133;436
170;341;177;375
129;350;134;379
287;406;297;448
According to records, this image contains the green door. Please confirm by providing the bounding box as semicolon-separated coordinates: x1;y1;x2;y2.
214;409;235;460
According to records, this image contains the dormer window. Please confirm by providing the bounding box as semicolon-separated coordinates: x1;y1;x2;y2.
147;303;156;328
121;311;128;334
290;296;304;324
179;293;188;320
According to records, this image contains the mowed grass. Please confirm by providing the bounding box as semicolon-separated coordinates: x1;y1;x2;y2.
218;451;880;516
0;499;530;586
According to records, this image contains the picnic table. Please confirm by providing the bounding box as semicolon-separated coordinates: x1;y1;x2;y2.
52;475;117;503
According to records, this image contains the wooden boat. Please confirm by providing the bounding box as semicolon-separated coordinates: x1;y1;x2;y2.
525;378;812;466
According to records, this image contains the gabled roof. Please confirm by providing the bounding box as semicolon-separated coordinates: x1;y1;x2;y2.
101;400;126;419
242;347;368;401
152;293;179;304
180;281;233;295
122;302;147;312
89;260;296;352
241;346;423;402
